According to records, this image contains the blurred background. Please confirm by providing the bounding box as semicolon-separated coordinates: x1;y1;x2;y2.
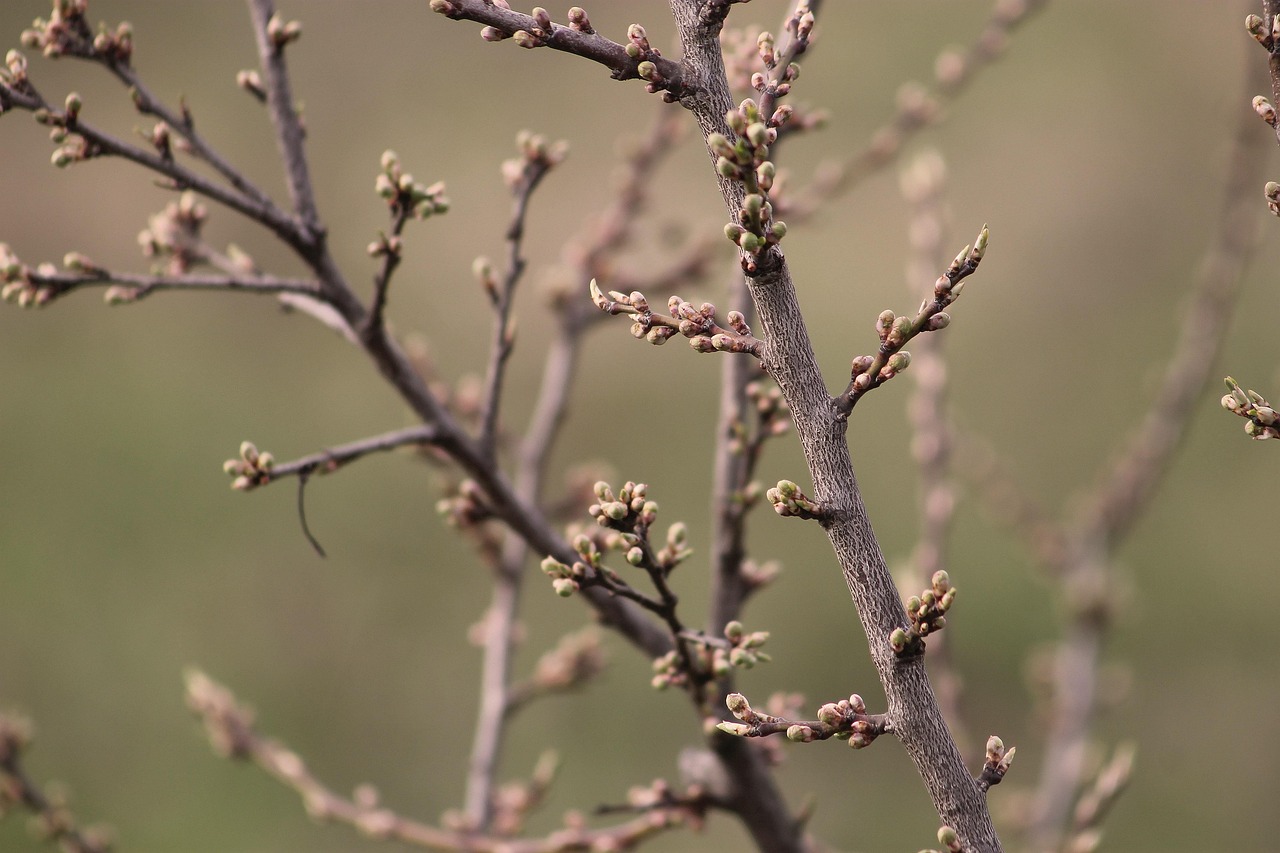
1;1;1276;851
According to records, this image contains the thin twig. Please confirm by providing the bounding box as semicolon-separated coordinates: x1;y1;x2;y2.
20;268;320;304
478;156;554;460
462;113;685;829
184;672;688;853
0;715;110;853
246;0;321;233
428;1;689;100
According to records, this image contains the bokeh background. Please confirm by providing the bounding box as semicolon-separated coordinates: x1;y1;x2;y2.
1;2;1277;851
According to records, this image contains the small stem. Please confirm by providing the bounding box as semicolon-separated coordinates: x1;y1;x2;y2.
246;0;321;233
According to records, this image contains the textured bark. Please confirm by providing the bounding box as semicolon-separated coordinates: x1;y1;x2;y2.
668;2;1000;849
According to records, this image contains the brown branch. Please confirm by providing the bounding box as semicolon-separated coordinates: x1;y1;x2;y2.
784;0;1049;221
246;0;320;233
0;714;110;853
665;0;1002;848
1026;61;1269;851
1077;95;1268;547
0;76;302;246
428;1;690;100
7;264;319;307
478;142;559;460
222;426;443;492
184;671;688;853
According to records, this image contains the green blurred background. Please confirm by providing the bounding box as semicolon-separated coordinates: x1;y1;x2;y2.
1;2;1276;851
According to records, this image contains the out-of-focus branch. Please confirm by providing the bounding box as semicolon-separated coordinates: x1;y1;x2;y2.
1077;88;1268;548
184;672;689;853
1;259;319;308
782;0;1049;222
1025;63;1267;852
463;111;687;830
0;714;110;853
899;150;972;759
477;133;564;461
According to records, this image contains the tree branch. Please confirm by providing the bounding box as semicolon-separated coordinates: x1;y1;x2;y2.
666;1;1002;847
185;671;690;853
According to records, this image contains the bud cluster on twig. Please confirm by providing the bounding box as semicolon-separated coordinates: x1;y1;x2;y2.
429;2;688;101
375;149;449;224
223;441;276;491
590;279;765;356
0;712;112;853
765;479;828;521
717;690;888;750
20;1;132;65
1221;377;1280;440
976;734;1016;792
837;226;989;415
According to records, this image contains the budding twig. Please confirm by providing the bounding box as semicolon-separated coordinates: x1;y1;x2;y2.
184;671;689;852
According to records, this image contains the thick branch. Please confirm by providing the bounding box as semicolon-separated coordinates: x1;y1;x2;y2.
667;2;1000;848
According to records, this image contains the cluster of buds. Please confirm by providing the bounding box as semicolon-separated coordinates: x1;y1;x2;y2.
650;648;689;690
486;751;560;837
903;570;956;641
1245;16;1280;215
540;528;619;598
749;380;789;428
265;13;302;50
727;380;790;451
0;243;44;307
978;734;1016;789
711;102;789;270
589;280;763;355
529;628;606;695
223;441;275;491
766;479;826;521
753;3;813;95
710;620;771;676
375;150;449;222
501;130;567;191
717;691;884;749
1222;377;1280;440
436;479;495;528
843;227;988;409
589;479;657;531
31;89;101;168
20;2;133;65
137;191;207;274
